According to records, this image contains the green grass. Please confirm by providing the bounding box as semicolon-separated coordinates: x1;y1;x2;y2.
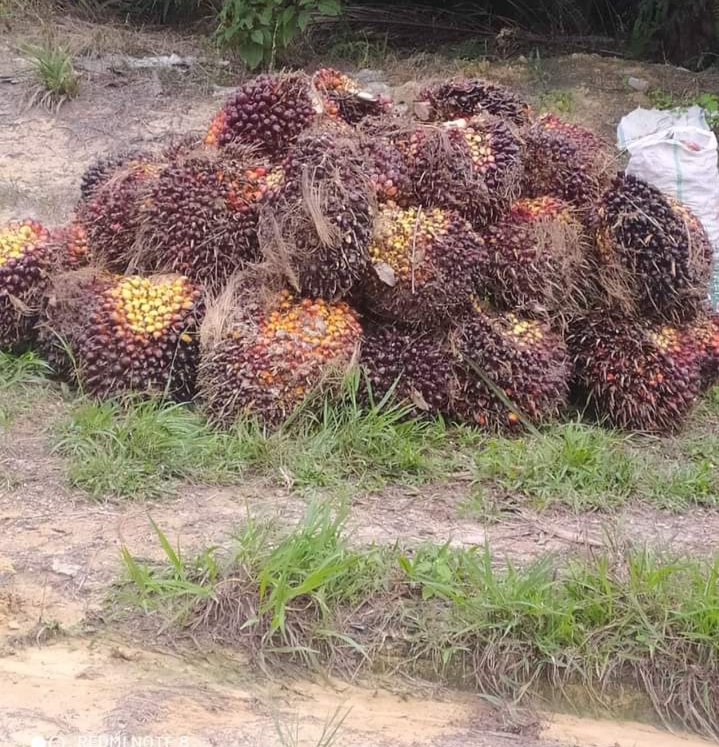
119;507;719;739
471;422;638;513
0;350;54;426
23;42;79;110
538;88;575;114
53;382;466;499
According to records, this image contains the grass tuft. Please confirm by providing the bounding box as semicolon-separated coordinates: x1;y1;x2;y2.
120;509;719;740
23;42;79;111
53;380;466;499
0;350;54;426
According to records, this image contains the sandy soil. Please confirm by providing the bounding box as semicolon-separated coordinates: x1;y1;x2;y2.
3;16;719;746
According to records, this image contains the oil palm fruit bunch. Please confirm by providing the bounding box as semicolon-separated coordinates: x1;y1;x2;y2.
0;219;51;348
685;314;719;389
47;222;91;270
404;116;523;227
568;314;702;433
361;204;485;325
312;67;391;125
593;174;712;322
361;136;414;207
137;146;270;290
79;150;153;200
76;157;162;271
71;274;203;400
451;307;569;430
479;196;584;314
204;72;320;157
417;77;531;126
523;114;611;206
258;128;374;300
198;291;361;428
360;324;451;416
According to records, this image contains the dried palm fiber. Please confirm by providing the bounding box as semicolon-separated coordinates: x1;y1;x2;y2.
360;204;486;326
134;143;271;291
523;114;613;206
450;305;569;431
567;313;703;433
204;71;321;157
197;282;361;428
76;156;163;272
417;77;531;126
258;126;375;300
360;323;451;416
402;115;523;228
45;270;204;399
0;219;51;348
478;196;585;316
312;67;392;125
592;173;712;322
79;150;153;201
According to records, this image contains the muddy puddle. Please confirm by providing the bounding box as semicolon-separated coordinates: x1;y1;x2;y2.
1;637;715;747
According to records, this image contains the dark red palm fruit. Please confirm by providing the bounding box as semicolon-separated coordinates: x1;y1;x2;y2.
312;67;392;125
450;306;570;431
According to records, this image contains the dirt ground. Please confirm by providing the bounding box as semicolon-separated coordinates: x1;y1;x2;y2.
3;16;719;747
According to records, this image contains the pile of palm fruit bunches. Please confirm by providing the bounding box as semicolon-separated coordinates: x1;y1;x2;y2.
3;70;719;433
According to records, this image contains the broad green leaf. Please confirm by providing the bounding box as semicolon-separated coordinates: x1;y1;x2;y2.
317;0;341;16
238;40;265;69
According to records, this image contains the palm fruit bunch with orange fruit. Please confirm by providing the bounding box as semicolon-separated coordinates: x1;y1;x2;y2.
46;222;91;270
592;173;712;322
361;204;485;325
76;157;162;271
258;128;374;300
479;196;584;315
451;307;569;430
568;314;703;433
312;67;391;125
361;136;414;206
204;72;319;156
79;150;153;201
136;146;271;290
523;114;611;206
417;77;531;126
198;291;361;427
71;274;203;400
685;314;719;389
360;324;451;416
0;219;51;347
404;116;522;227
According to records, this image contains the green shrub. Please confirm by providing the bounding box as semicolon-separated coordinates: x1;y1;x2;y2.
216;0;341;69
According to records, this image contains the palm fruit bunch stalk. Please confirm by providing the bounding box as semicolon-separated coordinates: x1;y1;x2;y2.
258;127;374;300
417;77;531;126
312;68;391;125
79;150;153;201
403;116;523;227
451;306;569;430
0;219;51;348
69;274;203;400
76;157;162;271
136;145;271;290
479;196;584;315
523;114;612;207
360;324;451;416
592;173;712;322
568;314;703;433
360;204;485;325
204;72;320;156
198;291;361;428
